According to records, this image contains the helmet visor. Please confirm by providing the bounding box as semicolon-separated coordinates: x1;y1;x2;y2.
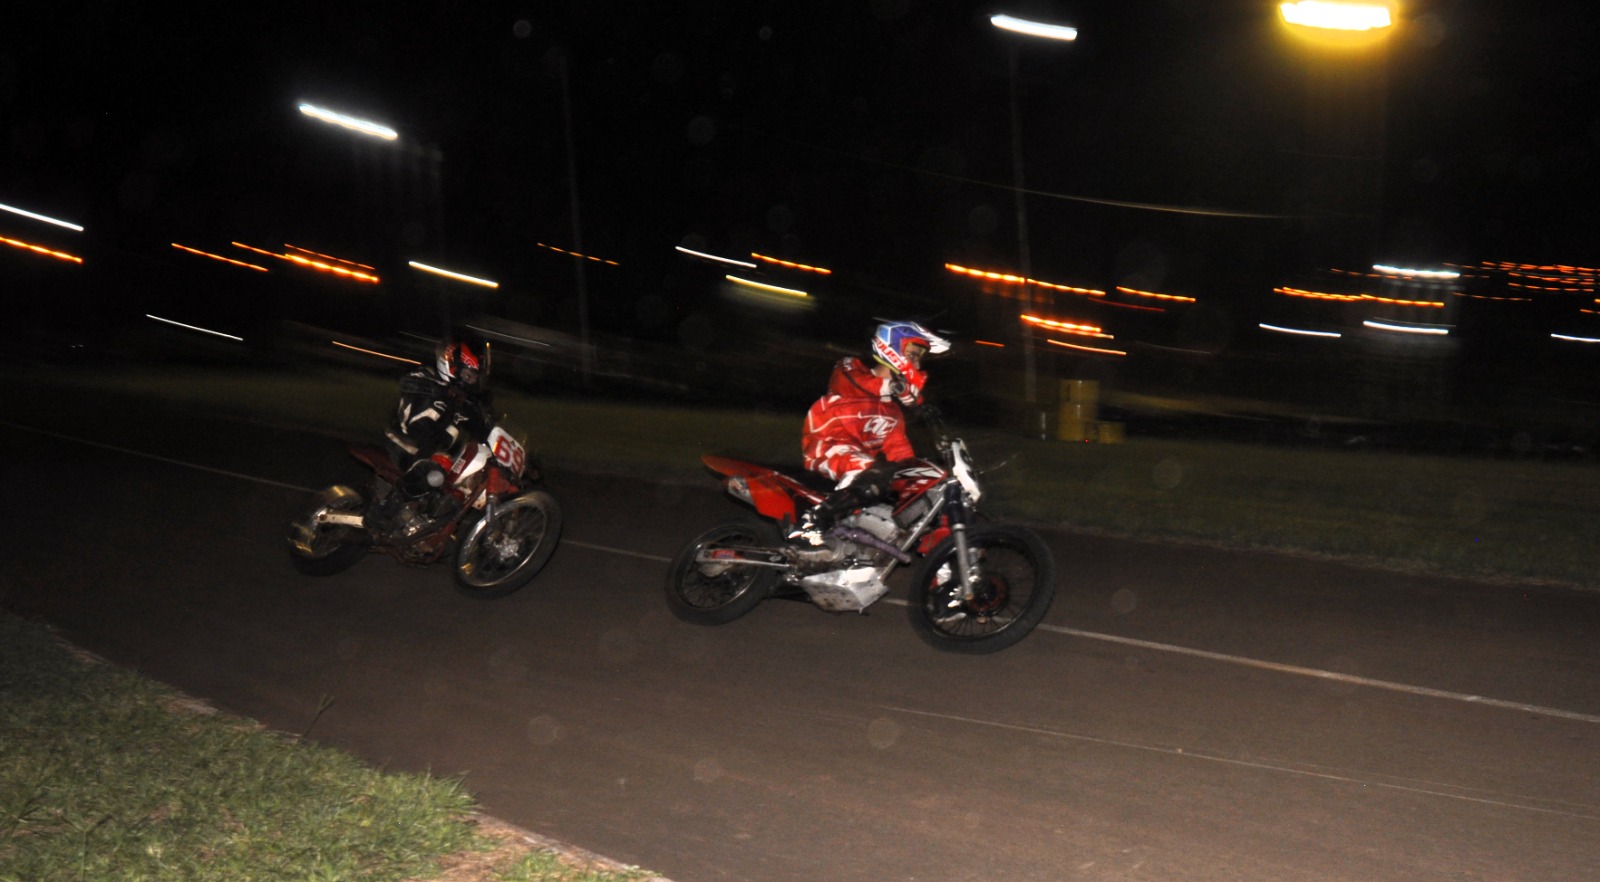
903;341;928;368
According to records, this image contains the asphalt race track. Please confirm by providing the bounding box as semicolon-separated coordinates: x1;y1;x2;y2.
3;387;1598;882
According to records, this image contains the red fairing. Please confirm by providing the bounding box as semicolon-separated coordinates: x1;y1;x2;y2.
701;454;824;520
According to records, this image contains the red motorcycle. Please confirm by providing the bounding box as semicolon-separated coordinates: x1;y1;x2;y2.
665;410;1055;653
288;419;562;598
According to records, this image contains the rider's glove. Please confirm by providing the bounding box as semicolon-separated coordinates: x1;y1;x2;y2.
894;366;927;407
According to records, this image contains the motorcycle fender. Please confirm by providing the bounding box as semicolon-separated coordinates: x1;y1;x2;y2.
727;474;800;521
349;444;401;483
916;525;952;556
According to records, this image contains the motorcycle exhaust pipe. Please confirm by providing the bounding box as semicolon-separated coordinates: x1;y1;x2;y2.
830;527;913;564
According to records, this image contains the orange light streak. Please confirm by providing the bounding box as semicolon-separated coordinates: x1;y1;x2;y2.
332;341;420;364
1273;286;1444;307
172;243;268;272
285;254;381;283
945;263;1105;297
1114;285;1196;303
974;340;1006;348
536;241;620;266
286;243;375;270
751;253;832;275
1047;338;1127;357
0;234;82;264
1021;314;1112;339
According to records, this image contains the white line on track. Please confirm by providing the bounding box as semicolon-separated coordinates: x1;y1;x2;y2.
883;705;1600;820
25;419;1600;726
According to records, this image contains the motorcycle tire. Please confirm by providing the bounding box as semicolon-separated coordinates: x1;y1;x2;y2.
664;518;782;625
907;524;1056;654
453;489;563;599
287;485;369;577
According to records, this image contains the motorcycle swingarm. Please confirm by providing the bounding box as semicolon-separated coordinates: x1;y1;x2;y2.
694;546;790;570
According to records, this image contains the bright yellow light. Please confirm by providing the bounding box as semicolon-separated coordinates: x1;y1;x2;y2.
725;275;809;299
1279;1;1393;31
0;234;82;264
286;243;375;270
286;254;381;284
172;242;268;272
408;261;498;288
298;103;398;140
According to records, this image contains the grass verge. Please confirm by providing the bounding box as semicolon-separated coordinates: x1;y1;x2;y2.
0;612;658;882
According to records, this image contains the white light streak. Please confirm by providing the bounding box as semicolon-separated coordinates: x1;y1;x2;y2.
1373;264;1461;280
1260;323;1342;339
298;103;399;141
145;314;243;342
676;245;756;268
407;261;499;288
1364;320;1450;336
0;201;83;231
1279;1;1392;31
1551;333;1600;344
990;13;1079;41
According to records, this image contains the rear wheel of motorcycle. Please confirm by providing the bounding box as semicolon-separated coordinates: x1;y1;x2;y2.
665;518;781;625
907;524;1056;654
453;489;563;599
287;485;369;577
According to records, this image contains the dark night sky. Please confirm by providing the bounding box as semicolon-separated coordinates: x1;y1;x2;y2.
4;2;1600;336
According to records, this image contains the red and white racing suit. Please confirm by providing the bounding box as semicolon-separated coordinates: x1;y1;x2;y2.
801;357;915;487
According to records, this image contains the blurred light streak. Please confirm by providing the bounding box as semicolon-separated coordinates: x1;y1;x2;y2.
0;201;83;232
297;103;398;140
752;253;832;275
1364;319;1450;336
1115;285;1196;303
1279;1;1392;31
1021;314;1111;339
286;254;380;284
145;314;242;341
537;241;620;266
1275;286;1362;302
1260;323;1342;338
408;261;498;288
946;263;1105;297
171;243;268;272
462;323;553;349
1551;333;1600;344
1371;264;1460;279
990;14;1078;41
232;241;280;259
1046;338;1126;357
286;244;375;270
676;245;755;268
332;340;420;364
0;234;82;264
725;275;809;299
974;340;1006;348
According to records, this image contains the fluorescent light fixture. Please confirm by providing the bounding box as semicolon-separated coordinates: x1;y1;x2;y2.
990;14;1079;41
0;201;83;231
298;103;399;140
1279;1;1393;31
1260;323;1342;338
676;245;756;268
146;314;243;342
408;260;499;288
1363;319;1449;336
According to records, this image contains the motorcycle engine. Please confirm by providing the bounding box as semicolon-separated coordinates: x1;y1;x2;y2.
833;504;902;560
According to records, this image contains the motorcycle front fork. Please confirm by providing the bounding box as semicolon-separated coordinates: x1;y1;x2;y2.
946;495;978;600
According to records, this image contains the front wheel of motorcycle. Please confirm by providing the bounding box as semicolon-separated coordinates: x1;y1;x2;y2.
287;485;369;577
453;489;564;599
665;518;782;625
907;524;1056;654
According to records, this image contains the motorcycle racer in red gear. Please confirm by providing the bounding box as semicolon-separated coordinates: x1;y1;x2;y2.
791;320;951;544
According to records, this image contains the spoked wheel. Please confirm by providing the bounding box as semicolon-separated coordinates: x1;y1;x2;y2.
453;490;563;599
907;524;1056;654
287;485;369;577
665;518;784;625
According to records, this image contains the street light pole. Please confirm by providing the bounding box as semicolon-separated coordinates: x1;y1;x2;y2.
989;14;1077;431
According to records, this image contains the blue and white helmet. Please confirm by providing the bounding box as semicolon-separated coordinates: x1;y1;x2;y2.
870;321;950;377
